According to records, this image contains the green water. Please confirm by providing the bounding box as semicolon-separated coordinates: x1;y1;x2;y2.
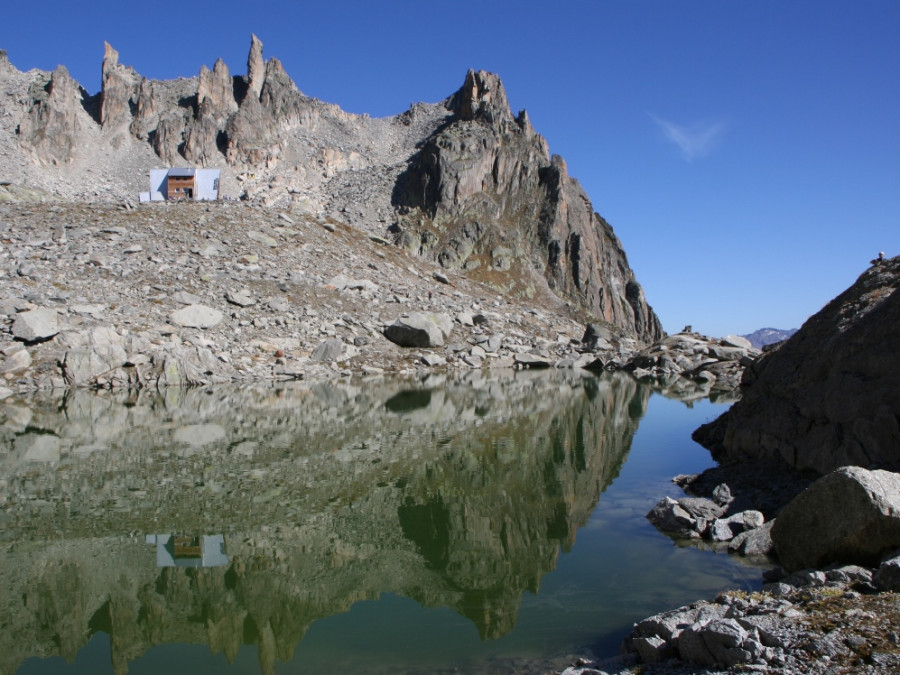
1;370;762;675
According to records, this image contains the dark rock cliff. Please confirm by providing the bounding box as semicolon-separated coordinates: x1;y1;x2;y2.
694;256;900;474
394;70;663;343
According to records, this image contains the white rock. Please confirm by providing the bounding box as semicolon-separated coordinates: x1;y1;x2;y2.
12;308;59;342
226;289;256;307
1;348;32;375
247;230;278;247
722;334;753;350
170;304;224;329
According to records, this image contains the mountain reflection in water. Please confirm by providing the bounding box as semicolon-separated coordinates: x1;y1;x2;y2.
0;370;751;674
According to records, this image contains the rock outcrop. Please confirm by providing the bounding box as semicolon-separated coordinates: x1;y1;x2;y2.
694;256;900;474
16;65;86;165
622;566;900;673
626;331;759;397
99;41;140;130
771;466;900;572
394;69;663;343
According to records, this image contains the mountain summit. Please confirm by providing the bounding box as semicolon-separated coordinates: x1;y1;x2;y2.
1;36;662;343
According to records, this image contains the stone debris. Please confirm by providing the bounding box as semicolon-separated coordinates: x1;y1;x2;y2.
1;202;692;392
625;330;761;396
616;559;900;675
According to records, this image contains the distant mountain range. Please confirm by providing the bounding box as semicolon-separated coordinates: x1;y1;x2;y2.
740;328;798;349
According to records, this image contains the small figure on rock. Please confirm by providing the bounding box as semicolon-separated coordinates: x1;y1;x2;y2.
871;251;885;265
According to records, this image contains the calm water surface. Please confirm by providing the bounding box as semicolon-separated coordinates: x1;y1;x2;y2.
1;370;762;674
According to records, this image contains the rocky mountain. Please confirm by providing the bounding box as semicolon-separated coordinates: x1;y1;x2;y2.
740;327;797;350
694;256;900;475
0;37;661;343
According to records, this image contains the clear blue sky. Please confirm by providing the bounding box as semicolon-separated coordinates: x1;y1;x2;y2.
3;1;898;336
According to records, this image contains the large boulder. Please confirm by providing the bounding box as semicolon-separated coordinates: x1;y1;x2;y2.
169;304;224;329
694;256;900;474
771;466;900;571
383;313;452;348
12;308;59;342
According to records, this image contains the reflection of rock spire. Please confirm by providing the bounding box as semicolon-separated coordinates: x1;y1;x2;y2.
396;373;647;639
0;372;649;670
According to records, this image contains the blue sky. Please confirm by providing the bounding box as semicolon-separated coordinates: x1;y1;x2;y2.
2;1;898;336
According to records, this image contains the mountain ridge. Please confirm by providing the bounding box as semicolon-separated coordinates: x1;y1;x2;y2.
0;36;662;343
740;327;798;350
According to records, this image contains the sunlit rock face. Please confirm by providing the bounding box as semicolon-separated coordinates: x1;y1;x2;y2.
0;371;648;673
16;65;88;166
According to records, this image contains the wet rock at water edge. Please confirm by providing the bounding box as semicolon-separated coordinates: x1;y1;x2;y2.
514;353;553;368
1;348;32;376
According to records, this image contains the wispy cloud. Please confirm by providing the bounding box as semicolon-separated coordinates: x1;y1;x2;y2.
648;113;729;162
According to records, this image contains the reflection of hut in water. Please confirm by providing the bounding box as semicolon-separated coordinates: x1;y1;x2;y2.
146;534;228;567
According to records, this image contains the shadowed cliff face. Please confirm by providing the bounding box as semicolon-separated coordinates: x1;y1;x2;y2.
694;256;900;474
0;371;649;674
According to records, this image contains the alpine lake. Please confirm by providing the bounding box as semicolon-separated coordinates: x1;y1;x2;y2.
2;369;765;674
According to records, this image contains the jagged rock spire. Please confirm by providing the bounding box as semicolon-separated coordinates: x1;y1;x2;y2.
198;57;238;116
100;42;139;129
454;69;512;122
247;34;265;101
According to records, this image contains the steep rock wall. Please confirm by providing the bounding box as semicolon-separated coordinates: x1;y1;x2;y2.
694;256;900;474
394;70;662;343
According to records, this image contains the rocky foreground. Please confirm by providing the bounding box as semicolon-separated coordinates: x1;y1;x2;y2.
559;257;900;675
0;198;756;400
